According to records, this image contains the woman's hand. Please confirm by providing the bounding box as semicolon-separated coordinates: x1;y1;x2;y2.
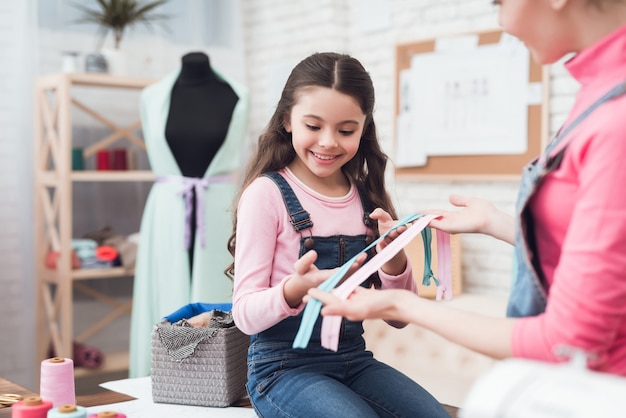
424;194;492;234
307;286;411;322
424;194;514;244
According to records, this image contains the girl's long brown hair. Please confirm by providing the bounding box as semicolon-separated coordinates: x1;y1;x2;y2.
225;52;397;279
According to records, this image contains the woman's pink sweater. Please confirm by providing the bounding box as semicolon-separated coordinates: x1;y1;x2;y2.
512;25;626;375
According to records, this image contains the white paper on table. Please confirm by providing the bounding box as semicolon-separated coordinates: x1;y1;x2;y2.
96;377;257;417
100;376;153;399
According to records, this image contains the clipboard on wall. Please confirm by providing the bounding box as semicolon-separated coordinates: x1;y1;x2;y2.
393;29;549;180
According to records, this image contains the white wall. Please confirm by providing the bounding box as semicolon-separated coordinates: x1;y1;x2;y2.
0;0;37;390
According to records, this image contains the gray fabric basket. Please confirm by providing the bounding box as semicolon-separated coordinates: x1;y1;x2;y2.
151;316;250;407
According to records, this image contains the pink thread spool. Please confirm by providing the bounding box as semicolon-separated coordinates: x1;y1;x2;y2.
87;412;126;418
39;357;76;407
11;396;53;418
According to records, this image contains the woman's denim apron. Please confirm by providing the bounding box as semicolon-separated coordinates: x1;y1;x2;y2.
246;172;449;418
508;81;626;317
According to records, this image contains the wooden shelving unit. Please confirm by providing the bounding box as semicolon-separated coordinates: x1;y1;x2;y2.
33;73;155;376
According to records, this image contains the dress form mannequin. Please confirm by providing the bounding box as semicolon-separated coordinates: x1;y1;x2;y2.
166;52;238;177
165;52;238;269
130;54;249;378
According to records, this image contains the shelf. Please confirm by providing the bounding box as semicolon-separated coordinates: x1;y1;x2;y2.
34;73;151;371
72;267;135;281
71;170;155;182
39;170;155;183
74;350;129;378
37;72;155;90
41;267;135;283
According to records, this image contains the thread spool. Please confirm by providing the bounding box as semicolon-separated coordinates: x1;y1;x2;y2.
71;148;85;171
11;396;53;418
96;150;110;170
111;148;127;170
125;149;137;170
46;404;87;418
87;412;126;418
39;357;76;407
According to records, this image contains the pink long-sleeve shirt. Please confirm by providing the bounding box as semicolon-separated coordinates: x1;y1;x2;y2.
232;168;416;335
512;24;626;375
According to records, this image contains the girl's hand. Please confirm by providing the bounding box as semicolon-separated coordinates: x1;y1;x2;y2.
284;251;367;308
369;208;406;251
369;208;408;275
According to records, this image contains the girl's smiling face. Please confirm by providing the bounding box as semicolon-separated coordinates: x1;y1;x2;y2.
285;86;366;194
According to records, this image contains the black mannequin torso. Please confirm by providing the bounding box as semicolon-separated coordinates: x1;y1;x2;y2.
165;52;239;178
165;52;239;268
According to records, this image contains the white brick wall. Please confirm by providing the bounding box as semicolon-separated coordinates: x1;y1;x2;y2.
0;0;37;389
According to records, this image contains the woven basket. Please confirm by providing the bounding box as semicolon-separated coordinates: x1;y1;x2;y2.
151;318;250;407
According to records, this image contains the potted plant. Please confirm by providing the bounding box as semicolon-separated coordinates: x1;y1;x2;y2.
73;0;170;74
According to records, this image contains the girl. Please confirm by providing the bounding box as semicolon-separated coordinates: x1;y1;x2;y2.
228;52;449;417
311;0;626;376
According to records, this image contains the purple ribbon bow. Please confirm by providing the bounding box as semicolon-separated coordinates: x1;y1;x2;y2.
156;174;232;249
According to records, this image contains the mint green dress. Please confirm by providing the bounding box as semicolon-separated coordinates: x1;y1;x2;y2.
129;68;249;378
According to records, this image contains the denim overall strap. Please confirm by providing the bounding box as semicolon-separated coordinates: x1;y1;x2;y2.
508;81;626;318
263;171;313;232
356;183;376;230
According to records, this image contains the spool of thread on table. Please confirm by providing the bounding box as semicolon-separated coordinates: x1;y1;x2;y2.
46;404;87;418
87;412;126;418
39;357;76;407
11;396;53;418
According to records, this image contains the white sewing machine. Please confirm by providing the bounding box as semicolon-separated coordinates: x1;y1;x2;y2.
460;351;626;418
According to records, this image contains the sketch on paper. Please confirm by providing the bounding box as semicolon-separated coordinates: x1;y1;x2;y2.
395;35;531;167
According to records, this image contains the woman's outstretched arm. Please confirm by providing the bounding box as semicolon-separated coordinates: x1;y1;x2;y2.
309;286;516;359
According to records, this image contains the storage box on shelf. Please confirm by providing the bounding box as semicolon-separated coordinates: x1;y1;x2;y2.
33;73;155;377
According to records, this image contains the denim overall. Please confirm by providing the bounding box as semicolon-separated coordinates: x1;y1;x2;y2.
508;81;626;317
246;172;449;418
